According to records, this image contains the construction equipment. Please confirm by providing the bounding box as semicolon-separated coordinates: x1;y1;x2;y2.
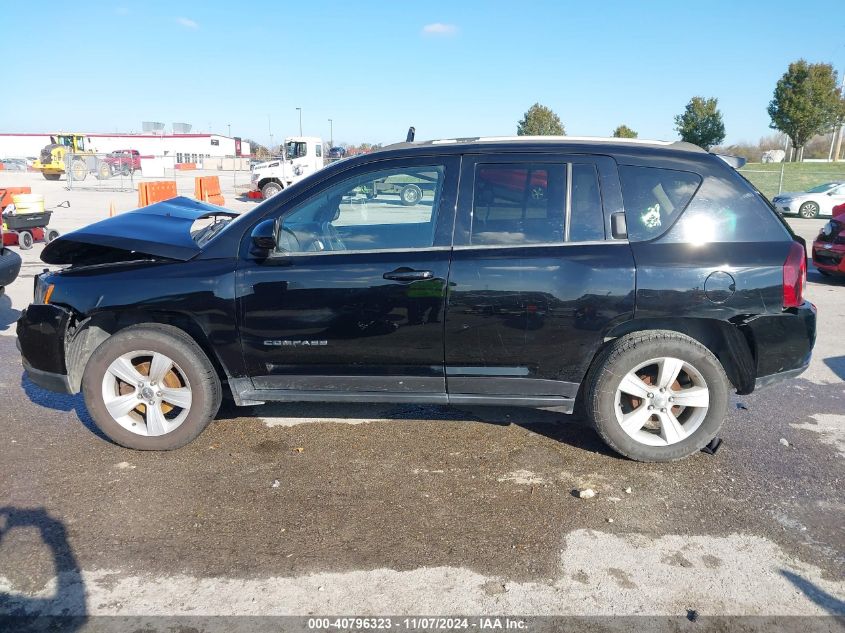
31;134;111;182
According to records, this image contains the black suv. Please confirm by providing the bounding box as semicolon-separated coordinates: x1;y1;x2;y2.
17;137;815;461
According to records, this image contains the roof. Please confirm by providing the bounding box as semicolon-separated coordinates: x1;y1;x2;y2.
380;135;706;155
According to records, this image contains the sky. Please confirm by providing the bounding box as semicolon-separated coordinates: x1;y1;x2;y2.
1;0;843;147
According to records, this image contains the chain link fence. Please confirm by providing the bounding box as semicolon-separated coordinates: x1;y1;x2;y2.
52;153;253;195
739;162;845;200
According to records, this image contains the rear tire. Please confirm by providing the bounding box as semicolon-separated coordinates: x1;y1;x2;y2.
585;330;729;462
45;229;60;243
400;184;423;206
97;162;112;180
799;202;819;219
82;324;222;450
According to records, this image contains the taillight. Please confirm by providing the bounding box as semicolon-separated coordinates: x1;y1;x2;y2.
783;241;806;309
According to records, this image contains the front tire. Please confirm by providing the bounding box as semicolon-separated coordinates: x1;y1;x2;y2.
799;201;819;219
261;181;283;198
70;159;87;182
18;231;33;249
82;325;222;450
585;330;729;462
43;173;61;181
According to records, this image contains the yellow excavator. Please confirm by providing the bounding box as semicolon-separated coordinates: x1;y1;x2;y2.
32;134;111;181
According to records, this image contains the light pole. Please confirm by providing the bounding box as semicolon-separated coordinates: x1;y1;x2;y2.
328;118;333;147
296;107;302;136
227;123;231;137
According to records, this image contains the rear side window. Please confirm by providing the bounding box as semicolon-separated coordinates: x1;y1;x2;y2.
471;164;566;245
619;165;701;241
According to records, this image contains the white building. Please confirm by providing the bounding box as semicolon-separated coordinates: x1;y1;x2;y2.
0;133;251;162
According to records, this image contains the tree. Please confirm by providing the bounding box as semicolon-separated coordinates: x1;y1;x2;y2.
517;103;565;136
674;97;725;150
244;138;270;159
768;60;843;161
612;125;638;138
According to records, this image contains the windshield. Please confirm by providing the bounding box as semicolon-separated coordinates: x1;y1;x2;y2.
806;183;838;193
285;141;307;159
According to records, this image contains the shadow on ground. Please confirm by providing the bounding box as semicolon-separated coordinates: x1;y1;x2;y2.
780;570;845;615
0;507;86;629
0;294;20;332
822;356;845;381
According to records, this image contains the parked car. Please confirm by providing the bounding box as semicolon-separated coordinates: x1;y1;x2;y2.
0;158;28;171
772;181;845;218
812;202;845;277
327;146;347;160
0;222;22;296
17;137;816;461
103;149;141;176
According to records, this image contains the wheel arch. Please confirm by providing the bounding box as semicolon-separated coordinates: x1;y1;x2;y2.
65;309;229;392
588;317;757;395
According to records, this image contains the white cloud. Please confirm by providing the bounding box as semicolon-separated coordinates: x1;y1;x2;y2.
176;17;199;29
421;23;458;37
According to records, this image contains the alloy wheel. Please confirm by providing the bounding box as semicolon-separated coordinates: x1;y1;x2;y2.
614;356;710;446
101;350;193;436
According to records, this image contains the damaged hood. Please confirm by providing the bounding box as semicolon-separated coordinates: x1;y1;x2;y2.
42;196;238;266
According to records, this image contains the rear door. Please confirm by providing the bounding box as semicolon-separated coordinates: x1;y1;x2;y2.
444;153;636;402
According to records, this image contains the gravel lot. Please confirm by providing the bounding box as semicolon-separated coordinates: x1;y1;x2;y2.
0;171;843;629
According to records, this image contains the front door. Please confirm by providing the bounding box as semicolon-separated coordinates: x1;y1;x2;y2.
237;156;459;396
444;153;636;401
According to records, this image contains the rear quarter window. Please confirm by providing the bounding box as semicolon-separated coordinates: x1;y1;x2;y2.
619;165;701;241
662;169;791;244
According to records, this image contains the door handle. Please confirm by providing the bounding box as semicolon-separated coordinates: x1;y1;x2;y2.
383;268;433;282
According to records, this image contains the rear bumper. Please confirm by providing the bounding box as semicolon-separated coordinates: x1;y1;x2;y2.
741;301;816;391
812;240;845;274
0;247;21;287
17;304;75;393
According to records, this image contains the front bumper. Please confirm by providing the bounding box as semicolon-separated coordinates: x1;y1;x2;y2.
17;304;75;394
0;247;22;288
812;240;845;275
741;301;816;390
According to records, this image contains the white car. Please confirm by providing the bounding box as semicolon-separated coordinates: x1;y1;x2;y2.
772;182;845;219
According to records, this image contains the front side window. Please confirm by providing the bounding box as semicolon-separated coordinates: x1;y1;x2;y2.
619;165;701;241
277;165;445;253
316;144;322;158
471;163;566;245
286;141;307;159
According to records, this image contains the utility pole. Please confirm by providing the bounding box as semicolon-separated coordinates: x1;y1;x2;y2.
227;123;231;137
833;69;845;162
328;119;333;147
296;107;302;136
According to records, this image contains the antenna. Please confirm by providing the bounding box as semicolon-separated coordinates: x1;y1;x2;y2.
406;127;416;143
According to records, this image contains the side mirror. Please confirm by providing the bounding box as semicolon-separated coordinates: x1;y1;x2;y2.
250;219;277;255
611;212;628;239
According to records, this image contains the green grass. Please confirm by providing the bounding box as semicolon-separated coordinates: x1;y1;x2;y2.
739;162;845;200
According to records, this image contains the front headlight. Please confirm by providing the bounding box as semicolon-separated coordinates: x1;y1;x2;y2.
33;275;55;304
821;221;833;236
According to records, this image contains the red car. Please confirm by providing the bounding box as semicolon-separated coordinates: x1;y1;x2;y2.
103;149;141;176
812;202;845;277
